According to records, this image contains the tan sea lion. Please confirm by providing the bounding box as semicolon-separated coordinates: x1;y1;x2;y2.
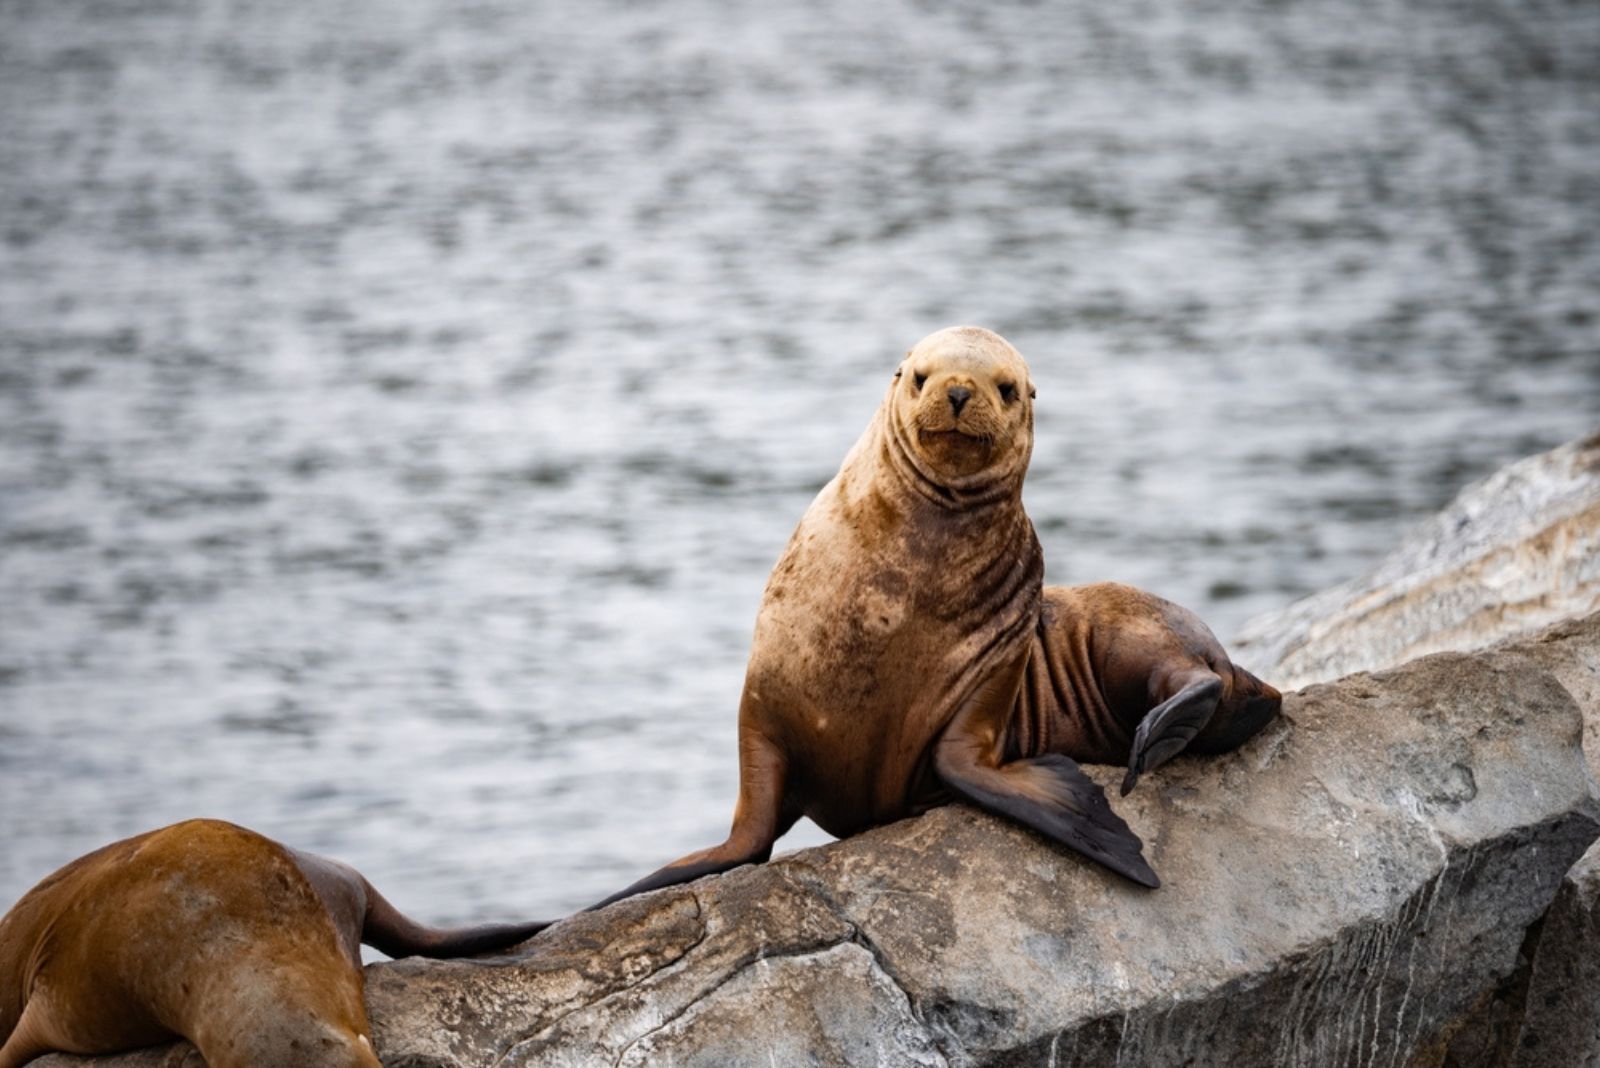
1019;582;1281;798
0;819;549;1068
592;325;1280;906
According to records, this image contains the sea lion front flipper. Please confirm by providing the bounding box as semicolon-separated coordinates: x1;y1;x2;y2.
1121;673;1223;797
937;752;1160;888
587;722;798;911
936;676;1159;889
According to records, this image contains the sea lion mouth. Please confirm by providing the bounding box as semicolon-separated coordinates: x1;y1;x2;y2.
913;426;1000;479
918;428;991;447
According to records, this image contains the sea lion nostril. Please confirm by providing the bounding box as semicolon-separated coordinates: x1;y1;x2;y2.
948;385;972;415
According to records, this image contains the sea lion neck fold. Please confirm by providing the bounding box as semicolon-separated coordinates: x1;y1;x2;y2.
879;400;1030;511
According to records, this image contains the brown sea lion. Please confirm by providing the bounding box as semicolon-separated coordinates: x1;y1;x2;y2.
0;819;549;1068
1017;582;1281;799
593;325;1280;906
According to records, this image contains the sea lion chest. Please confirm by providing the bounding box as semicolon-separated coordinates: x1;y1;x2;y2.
743;474;1041;835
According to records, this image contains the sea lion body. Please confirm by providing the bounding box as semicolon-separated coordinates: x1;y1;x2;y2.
596;327;1280;905
1015;583;1282;791
745;412;1042;838
0;819;547;1068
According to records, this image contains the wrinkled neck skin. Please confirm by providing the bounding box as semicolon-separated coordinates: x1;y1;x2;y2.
839;401;1043;810
852;396;1039;587
879;384;1034;511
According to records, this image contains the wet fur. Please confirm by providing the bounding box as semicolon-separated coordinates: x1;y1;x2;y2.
0;820;548;1068
593;326;1280;906
1012;584;1282;793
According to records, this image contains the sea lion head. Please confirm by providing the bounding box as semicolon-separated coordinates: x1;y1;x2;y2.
886;326;1035;495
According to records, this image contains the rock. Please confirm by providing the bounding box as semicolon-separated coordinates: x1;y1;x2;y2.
1473;615;1600;1068
306;646;1600;1066
1230;432;1600;1068
1233;432;1600;692
1510;849;1600;1068
1491;613;1600;792
31;1052;199;1068
40;636;1596;1067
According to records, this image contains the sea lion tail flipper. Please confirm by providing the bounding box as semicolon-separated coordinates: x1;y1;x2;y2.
359;879;551;960
936;748;1159;889
1121;672;1224;796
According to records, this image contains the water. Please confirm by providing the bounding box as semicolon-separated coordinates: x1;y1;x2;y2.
1;0;1596;928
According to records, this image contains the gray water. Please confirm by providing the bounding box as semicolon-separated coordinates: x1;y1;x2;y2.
2;0;1597;929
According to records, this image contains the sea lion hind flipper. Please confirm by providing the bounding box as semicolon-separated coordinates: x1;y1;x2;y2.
937;752;1160;889
359;877;552;960
1120;673;1223;797
288;848;551;961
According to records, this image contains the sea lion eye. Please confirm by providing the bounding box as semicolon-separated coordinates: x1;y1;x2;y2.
913;372;927;392
998;381;1017;403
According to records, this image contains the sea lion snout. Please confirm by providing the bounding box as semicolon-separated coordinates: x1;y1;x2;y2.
892;327;1033;484
916;371;988;432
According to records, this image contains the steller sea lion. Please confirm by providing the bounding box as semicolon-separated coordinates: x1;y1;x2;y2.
0;819;549;1068
592;325;1280;906
1018;582;1281;799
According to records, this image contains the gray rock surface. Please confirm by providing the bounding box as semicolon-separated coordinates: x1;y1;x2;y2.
1227;433;1600;1068
1476;616;1600;1068
1233;432;1600;691
37;636;1599;1067
1511;848;1600;1068
274;645;1600;1066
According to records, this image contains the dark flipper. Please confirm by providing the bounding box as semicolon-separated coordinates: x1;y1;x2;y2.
585;834;786;913
1191;666;1282;755
290;847;551;961
361;881;552;959
586;720;796;912
1121;673;1223;796
937;750;1159;888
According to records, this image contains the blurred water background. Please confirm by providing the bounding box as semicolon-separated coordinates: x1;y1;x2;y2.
2;0;1597;930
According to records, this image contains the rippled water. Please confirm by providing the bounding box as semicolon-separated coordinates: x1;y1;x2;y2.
2;0;1597;928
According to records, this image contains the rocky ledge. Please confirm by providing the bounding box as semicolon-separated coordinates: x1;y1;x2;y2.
43;620;1600;1068
361;631;1600;1067
1233;431;1600;693
39;433;1600;1068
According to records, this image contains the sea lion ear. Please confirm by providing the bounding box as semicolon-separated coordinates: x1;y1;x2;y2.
894;368;903;380
1028;382;1037;400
